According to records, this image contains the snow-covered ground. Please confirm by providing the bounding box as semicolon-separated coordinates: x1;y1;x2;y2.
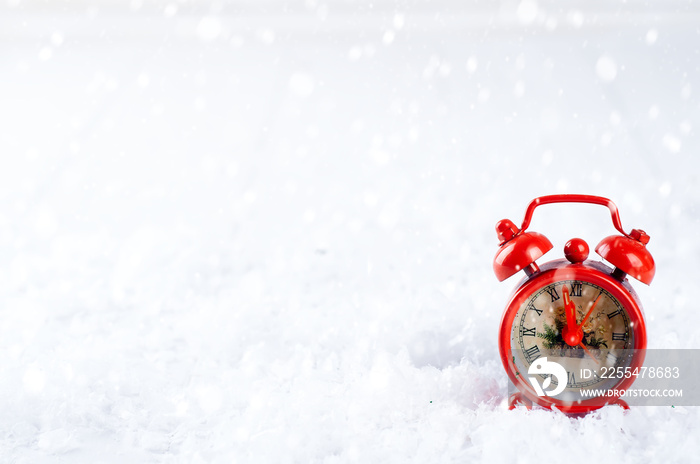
1;1;699;462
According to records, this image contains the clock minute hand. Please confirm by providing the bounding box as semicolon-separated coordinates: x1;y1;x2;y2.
577;293;603;330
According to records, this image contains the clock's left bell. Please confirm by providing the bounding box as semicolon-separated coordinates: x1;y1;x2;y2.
493;219;553;282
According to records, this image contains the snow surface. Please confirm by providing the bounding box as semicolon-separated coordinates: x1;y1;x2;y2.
1;1;700;462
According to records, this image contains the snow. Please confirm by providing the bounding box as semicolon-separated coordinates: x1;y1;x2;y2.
1;0;700;462
595;55;618;83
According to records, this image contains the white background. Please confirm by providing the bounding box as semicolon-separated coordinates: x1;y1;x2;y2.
1;0;699;462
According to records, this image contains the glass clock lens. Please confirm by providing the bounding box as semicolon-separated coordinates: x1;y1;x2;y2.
511;280;632;395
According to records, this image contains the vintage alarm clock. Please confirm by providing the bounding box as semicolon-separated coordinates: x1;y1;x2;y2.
494;194;654;414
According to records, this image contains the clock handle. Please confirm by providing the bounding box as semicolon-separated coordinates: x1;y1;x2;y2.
494;194;654;284
519;194;628;236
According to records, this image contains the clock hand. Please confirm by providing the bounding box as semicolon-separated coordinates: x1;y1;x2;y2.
563;287;579;331
577;292;603;330
562;287;582;346
574;294;605;364
563;288;599;363
579;342;600;365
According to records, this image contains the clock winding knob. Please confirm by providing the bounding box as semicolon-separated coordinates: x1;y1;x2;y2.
564;238;589;263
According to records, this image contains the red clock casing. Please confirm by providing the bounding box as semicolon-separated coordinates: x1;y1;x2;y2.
493;195;654;414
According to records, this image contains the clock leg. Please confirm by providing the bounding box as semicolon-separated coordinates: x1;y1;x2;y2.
508;392;532;410
608;398;630;410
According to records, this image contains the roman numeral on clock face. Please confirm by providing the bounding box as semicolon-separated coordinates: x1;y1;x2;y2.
524;345;540;362
570;282;582;297
545;287;560;302
522;327;536;337
612;332;627;341
607;309;622;319
527;302;543;317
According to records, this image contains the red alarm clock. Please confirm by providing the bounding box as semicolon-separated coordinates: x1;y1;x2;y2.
493;195;654;414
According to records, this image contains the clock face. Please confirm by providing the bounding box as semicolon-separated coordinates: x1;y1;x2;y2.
510;279;635;400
